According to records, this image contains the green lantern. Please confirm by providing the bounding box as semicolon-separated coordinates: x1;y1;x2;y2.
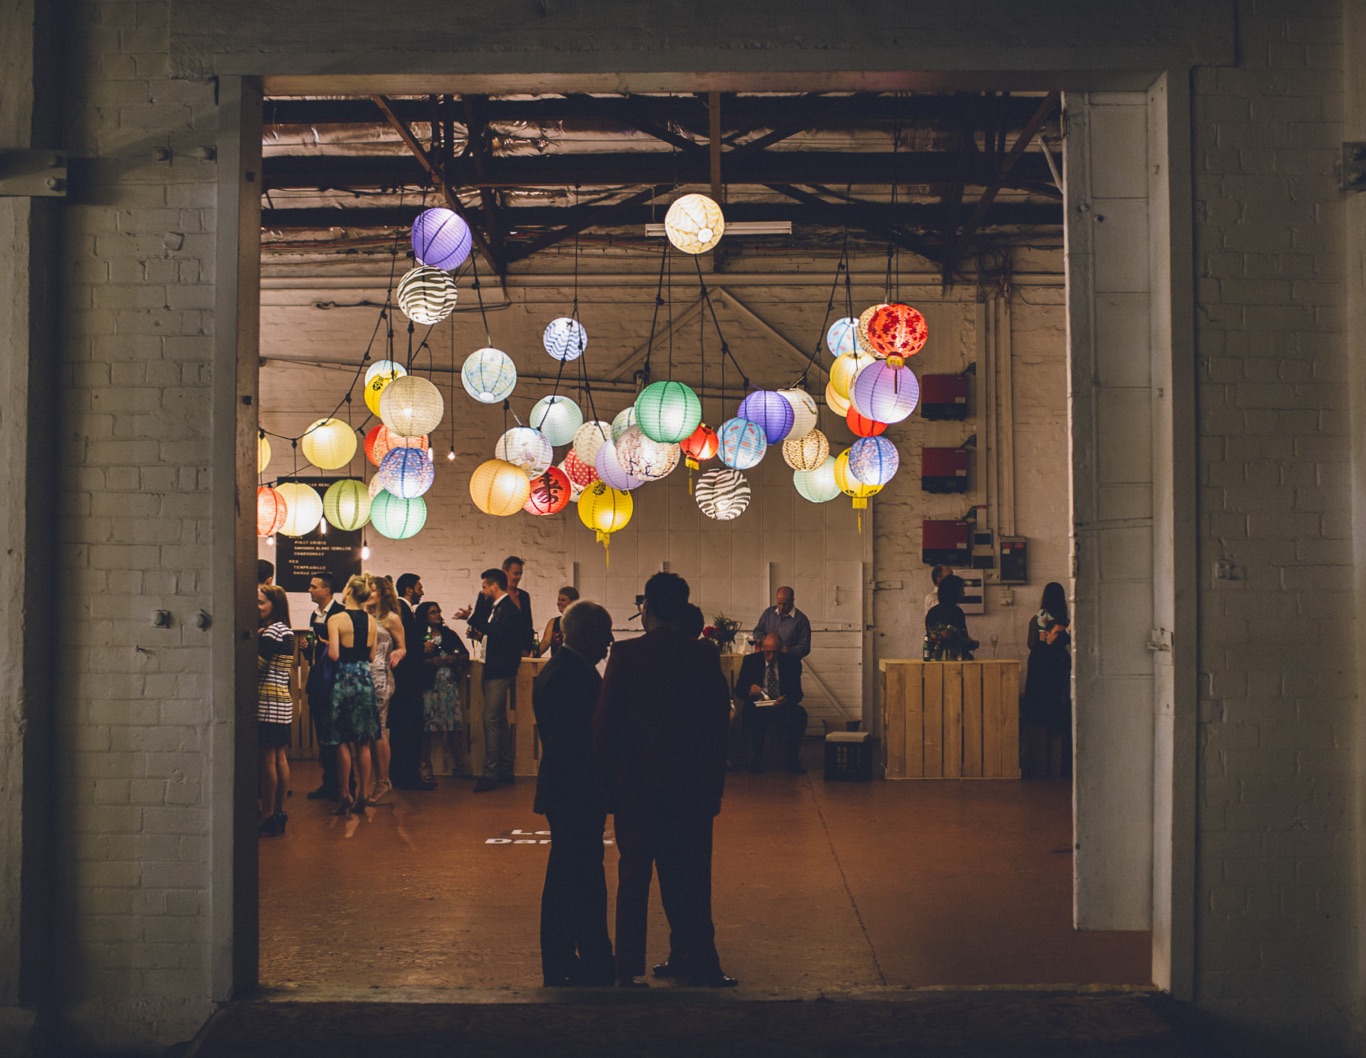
634;380;702;444
370;490;427;540
323;478;372;531
793;455;841;504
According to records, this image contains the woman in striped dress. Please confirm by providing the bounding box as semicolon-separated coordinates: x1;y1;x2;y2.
365;574;406;804
257;584;296;836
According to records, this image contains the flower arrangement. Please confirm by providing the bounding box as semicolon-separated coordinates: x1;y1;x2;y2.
924;622;979;661
702;613;742;652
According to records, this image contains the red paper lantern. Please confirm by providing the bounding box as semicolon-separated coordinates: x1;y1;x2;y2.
256;485;288;536
680;423;719;469
562;449;599;487
866;303;928;360
368;425;429;467
524;466;573;516
846;407;888;438
363;425;385;467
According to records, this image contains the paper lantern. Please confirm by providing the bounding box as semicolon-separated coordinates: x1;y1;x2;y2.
616;425;680;481
866;302;928;360
778;388;819;440
461;347;517;404
365;359;406;386
847;407;888;438
559;460;587;502
363;424;384;467
695;468;751;521
680;423;719;469
664;194;724;254
300;417;357;471
530;394;584;447
523;466;572;516
572;420;612;466
378;446;436;498
578;480;634;553
850;360;920;424
793;455;841;503
370;490;427;539
368;425;429;467
826;317;859;358
848;435;900;486
856;303;889;354
824;380;851;417
543;317;587;362
830;351;876;401
717;417;768;470
368;474;385;499
364;362;406;416
469;459;531;516
611;406;638;443
562;448;600;487
396;266;458;325
276;482;323;537
782;428;830;472
635;380;702;444
257;434;272;474
834;448;884;509
737;389;795;445
411;207;471;270
256;485;288;536
495;426;553;476
594;439;644;491
323;478;372;531
380;375;444;436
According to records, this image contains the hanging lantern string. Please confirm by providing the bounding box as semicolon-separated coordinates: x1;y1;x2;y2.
790;235;848;391
691;254;750;405
884;117;901;304
638;238;670;388
469;252;495;348
577;332;601;425
664;242;674;380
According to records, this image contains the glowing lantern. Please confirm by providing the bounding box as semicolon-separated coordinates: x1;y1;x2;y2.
276;482;324;537
300;417;357;471
717;417;767;471
850;360;920;424
793;455;841;504
635;380;702;444
563;449;600;487
530;395;584;447
846;407;888;438
825;381;850;416
848;435;900;486
396;266;458;326
695;468;751;521
856;303;889;354
363;425;384;467
378;446;436;499
737;389;795;445
616;425;680;481
558;460;587;503
366;359;406;385
826;316;859;358
370;490;427;539
469;459;531;516
782;428;830;472
578;480;633;558
524;466;572;516
323;478;372;531
461;347;517;404
572;420;612;466
411;207;471;271
834;448;883;510
363;362;406;416
778;388;819;440
257;434;272;474
594;440;644;491
664;194;724;254
368;425;429;467
830;351;876;401
495;427;553;477
543;317;587;362
866;302;928;360
680;423;719;469
367;474;385;500
256;485;288;536
380;375;444;436
610;406;637;443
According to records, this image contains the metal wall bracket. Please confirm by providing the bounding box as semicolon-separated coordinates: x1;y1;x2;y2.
1345;143;1366;193
0;150;67;197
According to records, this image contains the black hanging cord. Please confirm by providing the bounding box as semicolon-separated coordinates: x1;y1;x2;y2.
692;254;750;402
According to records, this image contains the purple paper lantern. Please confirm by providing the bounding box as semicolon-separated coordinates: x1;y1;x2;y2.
717;417;768;470
849;360;920;424
737;389;795;445
411;208;472;271
594;439;645;491
848;436;900;486
378;445;436;499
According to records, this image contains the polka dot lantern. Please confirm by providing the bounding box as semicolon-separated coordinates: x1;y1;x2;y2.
611;406;638;443
695;468;751;522
256;485;288;537
826;316;859;358
594;440;644;491
848;435;900;486
275;482;324;537
865;302;928;361
524;466;572;516
300;417;357;471
461;347;517;404
856;303;889;354
322;478;372;531
782;428;830;472
370;490;428;539
411;207;472;271
793;455;841;504
680;423;719;469
396;265;458;325
737;389;795;445
558;459;587;503
469;459;531;517
378;445;436;499
364;361;406;416
562;448;600;487
571;420;612;466
850;360;920;424
543;317;587;362
495;427;554;477
616;425;680;481
664;194;724;254
717;416;768;471
257;434;272;474
846;407;888;437
577;480;634;555
824;381;851;417
635;380;702;444
778;388;818;440
530;395;584;447
380;375;444;436
834;448;883;509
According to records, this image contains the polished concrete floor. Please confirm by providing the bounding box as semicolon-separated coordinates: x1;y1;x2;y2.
258;746;1149;994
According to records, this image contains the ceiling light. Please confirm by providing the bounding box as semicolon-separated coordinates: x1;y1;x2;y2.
645;220;791;237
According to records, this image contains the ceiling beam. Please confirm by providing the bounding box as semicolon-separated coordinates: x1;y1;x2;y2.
765;182;949;265
460;94;509;278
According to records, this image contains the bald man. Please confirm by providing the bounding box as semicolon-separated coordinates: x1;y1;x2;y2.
733;633;807;774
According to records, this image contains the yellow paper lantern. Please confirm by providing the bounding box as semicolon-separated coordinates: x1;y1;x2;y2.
300;417;358;471
577;480;633;560
257;433;272;474
664;194;725;254
834;449;883;510
469;458;531;517
829;351;876;401
824;380;851;417
364;363;405;416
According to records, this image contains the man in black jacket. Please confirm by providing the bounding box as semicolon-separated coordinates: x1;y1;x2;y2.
533;600;615;987
389;572;434;791
470;567;521;791
734;633;808;774
304;573;345;799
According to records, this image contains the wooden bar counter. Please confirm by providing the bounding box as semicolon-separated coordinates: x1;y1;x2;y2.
880;659;1020;779
467;656;548;778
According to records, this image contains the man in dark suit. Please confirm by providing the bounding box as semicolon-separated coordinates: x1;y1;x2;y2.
389;572;434;791
467;554;535;655
533;600;615;987
593;572;736;989
304;573;345;799
734;633;808;774
470;567;521;791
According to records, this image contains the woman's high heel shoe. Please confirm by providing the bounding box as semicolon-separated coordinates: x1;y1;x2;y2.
258;815;280;837
335;797;353;816
275;812;287;835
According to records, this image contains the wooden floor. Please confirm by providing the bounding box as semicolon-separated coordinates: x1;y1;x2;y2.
258;752;1150;993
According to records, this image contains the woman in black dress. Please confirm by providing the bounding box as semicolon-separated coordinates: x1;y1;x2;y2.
327;575;379;814
1020;581;1072;778
924;574;980;660
535;586;580;658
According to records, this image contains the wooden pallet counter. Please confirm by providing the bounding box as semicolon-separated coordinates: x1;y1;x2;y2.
880;659;1020;779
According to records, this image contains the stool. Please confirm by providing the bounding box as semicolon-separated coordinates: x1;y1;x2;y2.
824;730;873;781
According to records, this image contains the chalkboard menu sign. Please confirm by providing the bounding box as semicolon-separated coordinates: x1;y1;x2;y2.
275;478;363;592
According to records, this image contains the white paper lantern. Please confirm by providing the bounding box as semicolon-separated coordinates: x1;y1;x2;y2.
461;347;517;404
380;375;444;436
529;394;584;447
611;406;637;443
276;482;324;537
778;388;819;440
495;426;554;477
664;194;725;254
615;425;680;481
543;317;587;361
572;420;612;466
365;359;407;386
396;265;458;325
793;456;841;504
257;433;272;474
695;468;751;521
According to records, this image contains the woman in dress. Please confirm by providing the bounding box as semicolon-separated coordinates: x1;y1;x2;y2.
924;574;980;660
1021;581;1072;777
535;586;579;658
365;574;407;804
327;574;379;815
416;602;470;781
257;584;295;836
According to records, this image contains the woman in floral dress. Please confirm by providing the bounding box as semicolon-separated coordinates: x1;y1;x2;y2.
416;602;469;781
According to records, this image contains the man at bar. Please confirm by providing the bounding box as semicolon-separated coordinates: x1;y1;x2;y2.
750;585;811;663
471;567;520;792
389;572;434;791
467;555;535;657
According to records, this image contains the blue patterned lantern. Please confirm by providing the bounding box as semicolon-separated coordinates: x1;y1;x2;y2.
378;446;436;499
826;316;859;358
543;317;587;361
635;380;703;444
461;347;517;404
370;490;428;540
848;435;900;486
717;416;768;470
411;208;472;271
850;360;920;424
530;395;584;447
737;389;795;445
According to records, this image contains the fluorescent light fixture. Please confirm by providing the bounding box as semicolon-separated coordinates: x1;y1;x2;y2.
645;220;792;237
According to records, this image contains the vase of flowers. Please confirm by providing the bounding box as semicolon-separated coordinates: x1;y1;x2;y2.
702;613;742;653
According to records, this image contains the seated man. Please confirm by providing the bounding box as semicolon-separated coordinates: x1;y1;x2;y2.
733;634;807;774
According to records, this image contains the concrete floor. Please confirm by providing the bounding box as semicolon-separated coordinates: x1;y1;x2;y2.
258;748;1149;993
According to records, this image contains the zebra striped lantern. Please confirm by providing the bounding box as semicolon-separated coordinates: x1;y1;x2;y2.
411;208;472;270
695;468;751;522
396;266;458;325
